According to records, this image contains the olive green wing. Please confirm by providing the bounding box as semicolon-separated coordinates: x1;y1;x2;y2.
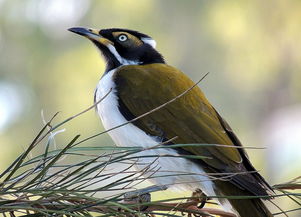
113;63;271;196
114;63;242;169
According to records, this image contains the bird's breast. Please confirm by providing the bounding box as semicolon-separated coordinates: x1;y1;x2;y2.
95;69;160;148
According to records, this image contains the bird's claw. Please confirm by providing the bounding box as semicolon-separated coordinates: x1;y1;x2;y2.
183;189;211;216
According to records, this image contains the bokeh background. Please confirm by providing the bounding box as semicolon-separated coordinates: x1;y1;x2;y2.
0;0;300;215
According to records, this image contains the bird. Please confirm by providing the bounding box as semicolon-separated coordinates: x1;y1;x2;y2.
69;27;273;217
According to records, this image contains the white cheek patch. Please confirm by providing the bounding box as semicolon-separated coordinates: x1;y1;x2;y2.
107;44;123;63
141;37;157;48
107;44;141;65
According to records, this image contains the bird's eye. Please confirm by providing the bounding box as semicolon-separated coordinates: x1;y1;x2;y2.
118;34;128;42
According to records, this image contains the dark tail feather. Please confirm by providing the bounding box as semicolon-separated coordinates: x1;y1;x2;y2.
215;180;273;217
228;198;273;217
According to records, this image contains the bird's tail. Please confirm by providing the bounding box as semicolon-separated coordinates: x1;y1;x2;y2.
215;180;273;217
228;197;273;217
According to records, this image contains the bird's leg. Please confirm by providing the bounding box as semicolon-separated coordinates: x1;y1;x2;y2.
123;191;151;211
123;185;168;212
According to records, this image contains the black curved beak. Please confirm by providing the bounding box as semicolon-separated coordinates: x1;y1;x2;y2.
68;27;113;46
68;27;99;37
68;27;90;36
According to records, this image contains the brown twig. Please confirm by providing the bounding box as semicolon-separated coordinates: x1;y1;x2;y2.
1;197;237;217
273;183;301;190
143;201;237;217
2;177;300;216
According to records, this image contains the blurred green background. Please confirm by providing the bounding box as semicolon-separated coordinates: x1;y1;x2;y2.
0;0;300;215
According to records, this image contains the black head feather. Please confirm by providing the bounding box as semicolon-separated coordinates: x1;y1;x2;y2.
96;28;165;72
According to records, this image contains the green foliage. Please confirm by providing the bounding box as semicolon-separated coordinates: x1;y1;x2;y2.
0;104;300;216
0;1;301;216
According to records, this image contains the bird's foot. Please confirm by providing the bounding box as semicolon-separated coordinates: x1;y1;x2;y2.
184;189;211;217
188;189;210;208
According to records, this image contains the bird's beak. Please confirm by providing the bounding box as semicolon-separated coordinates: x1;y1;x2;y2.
68;27;113;46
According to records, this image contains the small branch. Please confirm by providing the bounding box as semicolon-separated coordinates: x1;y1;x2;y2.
51;88;112;131
0;198;237;217
144;201;237;217
124;185;168;199
273;183;301;190
273;177;301;190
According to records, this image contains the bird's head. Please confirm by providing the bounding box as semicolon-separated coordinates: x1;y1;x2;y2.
68;27;165;72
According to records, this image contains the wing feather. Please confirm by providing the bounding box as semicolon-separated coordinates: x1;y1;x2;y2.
113;63;271;195
114;64;241;166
